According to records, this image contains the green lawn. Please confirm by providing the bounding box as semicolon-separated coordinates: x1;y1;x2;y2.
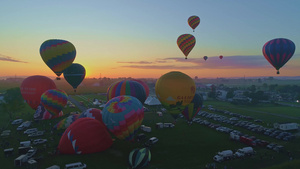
1;96;300;169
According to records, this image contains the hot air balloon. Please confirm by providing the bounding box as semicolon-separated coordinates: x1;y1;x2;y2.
41;89;68;116
20;75;56;110
58;118;113;154
132;79;150;97
63;63;86;92
181;93;203;122
177;34;196;59
53;114;80;130
262;38;296;74
155;71;196;119
219;55;223;59
79;108;103;123
203;56;208;61
129;148;151;169
107;80;147;103
33;104;63;120
102;96;144;141
40;39;76;80
188;15;200;32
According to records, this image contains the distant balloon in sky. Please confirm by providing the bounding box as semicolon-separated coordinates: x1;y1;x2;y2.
203;56;208;61
20;75;56;110
41;89;68;116
262;38;296;74
219;55;223;59
188;15;200;32
177;34;196;59
63;63;86;92
155;71;196;119
40;39;76;80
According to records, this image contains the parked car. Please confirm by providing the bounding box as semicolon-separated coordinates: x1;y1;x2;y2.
11;119;23;125
17;121;31;131
24;128;38;135
26;148;37;158
65;162;87;169
33;139;47;145
28;131;44;137
144;137;159;147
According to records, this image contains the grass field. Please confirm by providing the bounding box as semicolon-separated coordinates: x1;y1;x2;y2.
1;95;300;169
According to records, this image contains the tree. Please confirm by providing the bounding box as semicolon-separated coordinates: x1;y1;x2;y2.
1;87;25;119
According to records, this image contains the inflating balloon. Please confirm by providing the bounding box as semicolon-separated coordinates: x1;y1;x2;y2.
41;89;68;116
79;108;103;124
20;75;56;110
58;118;113;154
155;71;196;119
34;104;63;120
107;80;147;103
188;15;200;32
177;34;196;59
181;93;203;122
40;39;76;79
262;38;296;74
63;63;86;92
132;79;150;97
102;96;144;141
53;114;80;130
129;148;151;169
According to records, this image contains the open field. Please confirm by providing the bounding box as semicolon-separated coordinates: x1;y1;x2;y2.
1;94;300;169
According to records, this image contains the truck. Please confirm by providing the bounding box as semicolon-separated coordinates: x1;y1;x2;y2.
234;147;255;158
213;150;233;162
14;154;29;167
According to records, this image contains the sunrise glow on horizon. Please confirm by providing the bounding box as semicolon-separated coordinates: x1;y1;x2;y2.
0;0;299;79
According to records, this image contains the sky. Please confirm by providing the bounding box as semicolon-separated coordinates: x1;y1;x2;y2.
0;0;299;79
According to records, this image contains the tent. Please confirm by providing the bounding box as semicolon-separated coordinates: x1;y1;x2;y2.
145;96;161;106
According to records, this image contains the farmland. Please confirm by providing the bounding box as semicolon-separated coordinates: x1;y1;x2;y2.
1;92;300;169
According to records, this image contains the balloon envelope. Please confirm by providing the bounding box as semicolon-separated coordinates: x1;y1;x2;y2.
58;118;113;154
41;89;68;116
34;104;63;120
177;34;196;59
102;96;144;140
262;38;296;74
54;114;80;130
63;63;86;91
132;79;150;97
129;148;151;169
219;55;223;59
20;75;56;110
40;39;76;78
155;71;196;119
79;108;103;124
181;93;203;122
188;15;200;31
107;80;147;103
203;56;208;61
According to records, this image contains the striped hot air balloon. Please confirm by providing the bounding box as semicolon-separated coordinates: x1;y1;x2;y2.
177;34;196;59
102;96;144;141
40;39;76;79
262;38;296;74
41;89;68;116
181;93;203;122
129;148;151;169
188;15;200;32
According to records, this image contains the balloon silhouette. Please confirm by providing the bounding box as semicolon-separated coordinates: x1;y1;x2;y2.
63;63;86;92
177;34;196;59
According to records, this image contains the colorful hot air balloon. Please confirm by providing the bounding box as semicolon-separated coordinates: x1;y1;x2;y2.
188;15;200;32
262;38;296;74
107;80;147;103
155;71;196;119
58;118;113;154
79;108;103;123
129;148;151;169
33;104;63;120
219;55;223;59
40;39;76;80
181;93;203;122
20;75;56;110
102;96;144;141
177;34;196;59
41;89;68;116
53;114;80;130
132;79;150;97
63;63;86;92
203;56;208;61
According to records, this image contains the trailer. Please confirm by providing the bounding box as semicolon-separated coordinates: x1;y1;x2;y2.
14;154;28;167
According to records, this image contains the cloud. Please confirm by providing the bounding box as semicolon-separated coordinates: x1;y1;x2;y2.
117;61;152;64
0;54;28;63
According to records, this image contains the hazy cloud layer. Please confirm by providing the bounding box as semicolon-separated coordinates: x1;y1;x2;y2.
0;54;28;63
117;61;152;64
119;55;281;70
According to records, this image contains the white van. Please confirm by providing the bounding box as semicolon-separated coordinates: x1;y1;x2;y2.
65;162;87;169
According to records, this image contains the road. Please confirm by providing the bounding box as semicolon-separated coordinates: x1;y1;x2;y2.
68;95;87;112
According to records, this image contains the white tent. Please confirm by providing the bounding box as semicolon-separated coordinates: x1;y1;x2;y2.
144;96;161;106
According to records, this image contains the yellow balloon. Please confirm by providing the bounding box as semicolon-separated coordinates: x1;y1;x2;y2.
155;71;196;118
